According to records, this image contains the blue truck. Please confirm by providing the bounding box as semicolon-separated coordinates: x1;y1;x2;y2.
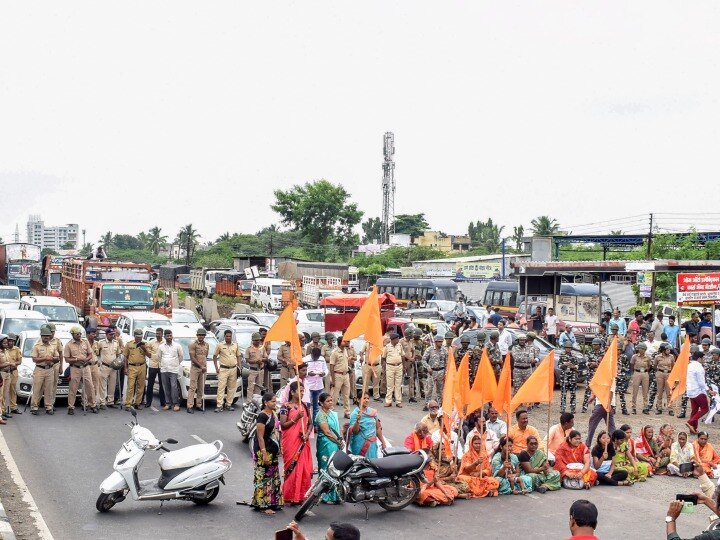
0;243;42;295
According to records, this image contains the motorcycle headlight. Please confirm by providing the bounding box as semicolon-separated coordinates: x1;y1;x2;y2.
327;461;343;478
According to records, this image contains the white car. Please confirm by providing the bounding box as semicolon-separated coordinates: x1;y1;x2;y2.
0;286;21;310
230;312;279;327
142;327;241;406
294;309;325;339
116;312;172;342
0;310;49;336
171;308;205;332
19;295;82;333
15;330;74;401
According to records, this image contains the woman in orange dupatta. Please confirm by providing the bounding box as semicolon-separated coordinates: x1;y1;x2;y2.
553;430;598;489
416;459;460;506
279;382;314;504
457;433;500;498
694;431;720;478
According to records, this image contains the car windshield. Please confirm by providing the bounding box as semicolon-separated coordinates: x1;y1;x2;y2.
271;285;282;295
4;318;46;336
172;312;199;323
23;336;71;357
254;314;278;326
233;331;254;348
101;284;153;307
48;273;62;288
431;301;456;311
134;319;172;330
174;336;218;360
33;306;77;323
0;289;20;300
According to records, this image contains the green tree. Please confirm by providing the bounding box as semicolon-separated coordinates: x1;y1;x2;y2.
136;231;149;249
610;230;623;236
99;231;114;250
216;232;231;243
468;219;504;253
361;217;383;244
113;234;144;250
177;224;199;266
60;241;76;250
146;227;168;256
511;225;525;251
41;248;59;257
79;243;92;257
530;216;560;236
391;214;430;239
272;179;363;260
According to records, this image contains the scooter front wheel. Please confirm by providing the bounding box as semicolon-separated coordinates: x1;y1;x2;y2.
96;491;123;512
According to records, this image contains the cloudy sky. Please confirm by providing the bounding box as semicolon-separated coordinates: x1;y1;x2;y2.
1;1;719;247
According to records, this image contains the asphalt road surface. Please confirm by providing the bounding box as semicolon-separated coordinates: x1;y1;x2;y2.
0;395;717;540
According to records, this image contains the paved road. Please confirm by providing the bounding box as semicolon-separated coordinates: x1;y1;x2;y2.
0;396;717;540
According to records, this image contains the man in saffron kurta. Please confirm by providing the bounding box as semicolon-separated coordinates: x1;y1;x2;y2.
508;410;541;456
405;423;433;452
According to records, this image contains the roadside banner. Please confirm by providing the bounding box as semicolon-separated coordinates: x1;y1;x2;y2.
676;273;720;305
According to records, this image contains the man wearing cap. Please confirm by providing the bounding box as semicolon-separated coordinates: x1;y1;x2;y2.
186;328;209;413
277;339;293;388
581;338;605;413
0;335;14;419
123;329;148;410
47;323;64;400
559;342;579;414
4;333;22;415
158;329;183;411
420;334;447;407
244;332;267;400
360;337;382;402
85;328;102;407
613;339;630;415
606;322;621;348
488;330;502;379
330;339;352;418
144;327;165;409
64;326;98;414
653;343;675;415
412;328;427;400
213;329;241;411
469;330;487;386
630;341;651;415
30;327;58;415
98;327;122;408
398;330;415;402
321;332;337;392
305;332;321;356
511;334;538;393
706;345;720;390
382;333;404;407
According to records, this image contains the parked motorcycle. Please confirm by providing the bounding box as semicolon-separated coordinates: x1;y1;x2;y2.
96;407;232;512
236;383;273;443
294;447;430;521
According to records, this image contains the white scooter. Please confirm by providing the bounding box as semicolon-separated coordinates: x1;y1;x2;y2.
96;408;232;512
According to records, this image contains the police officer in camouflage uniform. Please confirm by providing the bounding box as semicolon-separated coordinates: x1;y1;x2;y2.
411;328;426;401
456;335;471;370
510;334;537;392
488;330;502;379
582;338;605;413
469;330;487;386
616;339;631;415
704;340;720;389
559;341;579;414
421;334;448;407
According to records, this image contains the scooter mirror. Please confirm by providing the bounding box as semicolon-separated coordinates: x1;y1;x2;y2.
129;407;137;418
166;438;178;444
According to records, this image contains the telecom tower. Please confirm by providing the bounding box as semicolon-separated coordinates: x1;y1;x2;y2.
381;132;395;244
13;224;19;243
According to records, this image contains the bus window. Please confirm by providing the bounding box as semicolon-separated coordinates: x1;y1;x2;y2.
399;287;407;299
407;287;416;298
508;292;517;306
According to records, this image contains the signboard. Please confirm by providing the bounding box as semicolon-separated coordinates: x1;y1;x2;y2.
626;262;656;272
677;273;720;305
637;272;653;298
4;243;41;262
456;262;502;280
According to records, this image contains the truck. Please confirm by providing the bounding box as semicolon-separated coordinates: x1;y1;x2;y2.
321;293;396;333
61;259;157;328
277;261;360;293
0;243;41;295
158;264;191;290
31;255;70;297
300;276;345;308
214;271;253;301
190;267;229;296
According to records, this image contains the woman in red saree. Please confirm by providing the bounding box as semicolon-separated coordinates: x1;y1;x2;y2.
457;434;500;497
553;430;598;489
279;381;314;504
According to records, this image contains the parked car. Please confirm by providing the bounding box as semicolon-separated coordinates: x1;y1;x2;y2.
0;286;22;310
15;330;73;401
230;312;279;327
0;309;49;336
116;311;172;342
170;308;205;332
401;308;444;320
294;309;325;339
19;295;81;333
425;300;456;319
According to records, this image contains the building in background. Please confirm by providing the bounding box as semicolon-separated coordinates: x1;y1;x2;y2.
26;215;79;250
413;230;472;252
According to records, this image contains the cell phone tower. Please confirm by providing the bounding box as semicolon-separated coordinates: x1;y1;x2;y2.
381;132;395;244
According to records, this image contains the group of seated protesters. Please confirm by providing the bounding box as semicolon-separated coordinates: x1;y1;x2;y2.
401;401;720;507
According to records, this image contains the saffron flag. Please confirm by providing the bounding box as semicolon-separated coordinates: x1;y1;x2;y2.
342;286;384;365
509;350;555;413
668;337;692;404
467;348;496;414
492;353;513;416
588;336;618;410
263;298;303;365
441;350;459;458
455;352;471;414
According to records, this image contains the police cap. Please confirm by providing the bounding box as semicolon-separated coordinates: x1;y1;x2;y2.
433;334;444;342
133;329;143;337
460;335;470;344
325;332;336;341
636;342;647;350
702;338;712;345
592;338;603;346
252;332;262;341
445;331;456;339
40;327;52;336
196;328;207;336
71;326;84;335
490;331;499;339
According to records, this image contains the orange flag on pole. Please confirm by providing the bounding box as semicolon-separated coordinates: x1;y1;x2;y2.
342;286;384;365
455;352;471;414
467;349;496;414
492;353;513;416
668;337;692;404
509;350;556;413
440;349;458;457
263;298;303;365
588;336;618;410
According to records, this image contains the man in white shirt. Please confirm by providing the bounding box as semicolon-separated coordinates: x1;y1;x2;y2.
497;320;513;355
544;308;559;345
686;350;716;433
464;413;499;458
651;313;665;337
281;361;312;408
158;329;183;411
644;330;661;355
486;407;507;439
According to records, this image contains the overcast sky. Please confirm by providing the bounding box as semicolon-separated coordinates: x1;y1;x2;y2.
2;1;719;247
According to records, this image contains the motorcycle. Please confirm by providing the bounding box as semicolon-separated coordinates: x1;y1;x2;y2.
96;407;232;512
294;447;430;521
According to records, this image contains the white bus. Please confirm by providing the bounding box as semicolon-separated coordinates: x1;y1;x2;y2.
250;278;295;311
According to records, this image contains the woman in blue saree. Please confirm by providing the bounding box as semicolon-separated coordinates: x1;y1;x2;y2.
349;393;387;458
315;392;344;503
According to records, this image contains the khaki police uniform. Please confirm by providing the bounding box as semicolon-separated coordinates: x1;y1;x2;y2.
31;341;57;412
630;352;652;412
304;340;322;357
98;338;122;405
50;336;63;402
330;347;352;416
399;337;415;399
654;352;674;412
383;342;404;405
321;341;336;390
361;342;382;400
244;344;267;398
124;341;148;407
187;339;209;409
0;348;14;414
277;343;292;388
215;342;240;407
64;339;97;409
6;345;21;411
87;340;101;406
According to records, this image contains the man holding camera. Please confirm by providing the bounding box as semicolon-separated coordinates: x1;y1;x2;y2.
666;495;720;539
124;329;148;410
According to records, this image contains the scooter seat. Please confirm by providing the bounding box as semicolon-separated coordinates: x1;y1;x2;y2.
367;453;424;477
159;443;220;471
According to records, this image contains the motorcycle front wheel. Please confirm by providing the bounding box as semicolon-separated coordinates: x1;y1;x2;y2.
294;480;329;521
378;475;421;511
96;490;123;512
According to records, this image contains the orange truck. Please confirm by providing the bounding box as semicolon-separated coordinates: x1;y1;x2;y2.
61;259;158;328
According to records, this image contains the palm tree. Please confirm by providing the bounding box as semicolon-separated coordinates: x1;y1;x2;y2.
146;227;168;256
177;224;199;265
530;216;560;236
99;231;114;250
216;232;231;243
136;231;149;250
610;230;623;236
511;225;525;251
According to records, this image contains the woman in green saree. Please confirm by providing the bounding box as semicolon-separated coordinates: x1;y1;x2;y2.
517;436;561;493
315;392;343;504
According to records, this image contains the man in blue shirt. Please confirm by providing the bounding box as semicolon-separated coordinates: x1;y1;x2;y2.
610;308;627;336
663;316;680;349
558;325;577;348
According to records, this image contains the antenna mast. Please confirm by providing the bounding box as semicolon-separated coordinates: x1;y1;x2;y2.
381;132;395;244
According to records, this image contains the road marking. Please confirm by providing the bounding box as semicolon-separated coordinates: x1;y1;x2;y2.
151;406;159;412
0;431;54;540
191;435;207;444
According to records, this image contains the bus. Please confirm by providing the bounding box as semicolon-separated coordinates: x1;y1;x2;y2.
250;278;295;311
375;278;458;308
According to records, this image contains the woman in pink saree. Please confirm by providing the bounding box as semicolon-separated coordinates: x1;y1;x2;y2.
279;381;314;504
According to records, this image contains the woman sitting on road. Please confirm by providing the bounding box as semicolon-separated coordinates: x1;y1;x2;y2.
590;431;632;486
553;430;598;489
432;442;470;498
279;382;314;506
517;435;561;493
668;432;695;477
348;393;387;458
694;431;720;478
635;425;669;475
492;436;531;495
620;425;650;480
611;429;643;482
458;434;501;497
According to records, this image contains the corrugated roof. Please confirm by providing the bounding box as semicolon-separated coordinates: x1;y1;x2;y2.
511;259;720;275
413;253;531;264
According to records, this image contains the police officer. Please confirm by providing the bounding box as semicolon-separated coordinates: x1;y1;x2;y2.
558;341;579;414
98;327;122;408
47;323;63;402
186;328;209;413
487;330;502;378
123;329;148;410
0;335;14;419
244;332;267;400
469;330;487;386
30;327;58;415
382;333;404;407
86;328;101;408
707;346;720;390
653;343;675;415
360;336;382;401
399;330;416;402
606;322;621;347
321;332;337;391
277;339;293;388
701;338;717;385
213;329;241;410
511;334;538;393
411;328;426;401
456;335;471;370
305;332;322;356
630;341;651;415
421;334;447;407
444;331;456;350
1;333;22;417
64;326;98;414
581;338;604;413
616;339;631;416
330;339;352;418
